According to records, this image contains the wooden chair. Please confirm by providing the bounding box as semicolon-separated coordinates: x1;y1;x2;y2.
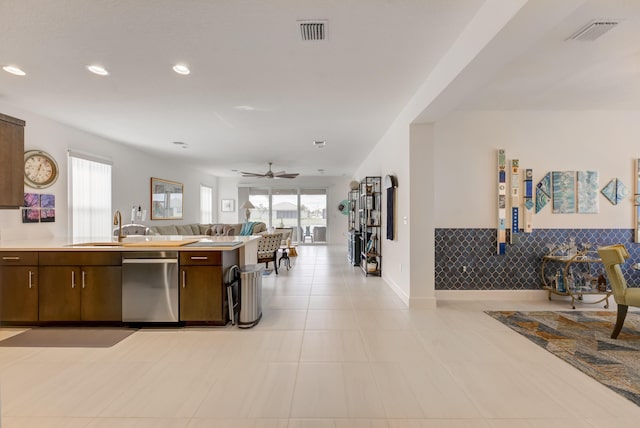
257;233;283;274
597;244;640;338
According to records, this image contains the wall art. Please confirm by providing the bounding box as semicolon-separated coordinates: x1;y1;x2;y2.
536;172;551;213
602;178;629;205
151;177;183;220
497;149;506;255
21;193;55;223
577;170;599;214
552;171;576;213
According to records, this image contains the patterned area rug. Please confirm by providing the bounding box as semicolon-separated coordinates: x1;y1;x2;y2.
486;310;640;406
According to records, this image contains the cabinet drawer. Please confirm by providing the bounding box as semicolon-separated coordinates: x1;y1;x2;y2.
0;252;38;266
180;251;222;266
39;251;122;266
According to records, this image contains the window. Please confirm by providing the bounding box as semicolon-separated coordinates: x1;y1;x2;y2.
246;187;327;244
200;184;213;224
68;151;112;239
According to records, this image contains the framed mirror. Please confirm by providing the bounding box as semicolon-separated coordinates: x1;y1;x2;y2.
150;177;183;220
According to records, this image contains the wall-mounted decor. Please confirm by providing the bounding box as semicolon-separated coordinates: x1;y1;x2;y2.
602;178;629;205
577;170;599;214
21;192;55;223
384;174;397;240
221;199;235;212
23;150;59;189
150;177;183;220
40;194;55;223
552;171;576;213
523;168;533;232
536;172;551;213
635;159;640;242
510;159;520;244
497;149;506;255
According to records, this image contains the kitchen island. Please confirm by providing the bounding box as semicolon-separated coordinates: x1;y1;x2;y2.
0;235;259;325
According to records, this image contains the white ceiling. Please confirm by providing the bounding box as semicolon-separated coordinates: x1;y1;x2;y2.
1;0;639;178
455;0;640;112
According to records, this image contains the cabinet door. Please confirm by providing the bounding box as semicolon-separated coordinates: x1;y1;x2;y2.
39;266;81;321
0;266;38;322
0;114;25;208
80;266;122;321
180;266;222;322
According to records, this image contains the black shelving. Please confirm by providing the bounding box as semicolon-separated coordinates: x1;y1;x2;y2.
359;176;382;276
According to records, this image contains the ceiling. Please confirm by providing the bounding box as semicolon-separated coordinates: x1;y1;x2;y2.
1;1;639;178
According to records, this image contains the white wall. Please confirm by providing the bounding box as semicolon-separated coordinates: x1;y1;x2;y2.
434;110;640;229
355;112;414;305
0;101;217;240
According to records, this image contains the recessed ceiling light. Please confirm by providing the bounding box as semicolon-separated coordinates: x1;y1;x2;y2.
313;141;326;148
2;65;26;76
173;64;190;75
172;141;189;149
86;65;109;76
234;105;256;111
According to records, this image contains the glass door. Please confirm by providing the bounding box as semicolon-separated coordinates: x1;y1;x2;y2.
271;189;299;242
300;189;327;244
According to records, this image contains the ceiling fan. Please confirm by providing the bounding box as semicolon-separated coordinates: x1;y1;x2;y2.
240;162;300;179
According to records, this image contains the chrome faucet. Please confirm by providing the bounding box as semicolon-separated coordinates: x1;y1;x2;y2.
113;210;124;242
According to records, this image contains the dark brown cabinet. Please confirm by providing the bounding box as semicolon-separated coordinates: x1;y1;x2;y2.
0;252;38;322
38;252;122;322
179;250;237;324
0;113;26;209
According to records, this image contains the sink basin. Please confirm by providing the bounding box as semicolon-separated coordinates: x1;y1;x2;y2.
67;242;123;247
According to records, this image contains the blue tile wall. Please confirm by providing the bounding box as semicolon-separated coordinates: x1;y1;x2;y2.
435;228;640;290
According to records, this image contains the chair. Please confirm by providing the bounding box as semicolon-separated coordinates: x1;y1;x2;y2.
302;225;313;243
274;227;293;246
313;226;326;242
597;244;640;338
257;233;283;274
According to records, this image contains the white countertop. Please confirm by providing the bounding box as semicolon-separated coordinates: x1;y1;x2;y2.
0;235;260;251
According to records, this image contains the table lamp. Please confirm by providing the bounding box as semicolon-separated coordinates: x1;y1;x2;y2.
240;200;255;222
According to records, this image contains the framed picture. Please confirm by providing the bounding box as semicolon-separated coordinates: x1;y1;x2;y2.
150;177;183;220
221;199;235;212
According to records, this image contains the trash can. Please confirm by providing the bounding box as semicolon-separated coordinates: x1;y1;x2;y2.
238;264;263;328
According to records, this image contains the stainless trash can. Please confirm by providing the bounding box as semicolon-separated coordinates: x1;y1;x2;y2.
238;264;263;328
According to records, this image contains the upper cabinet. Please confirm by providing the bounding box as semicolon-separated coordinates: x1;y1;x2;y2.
0;113;26;209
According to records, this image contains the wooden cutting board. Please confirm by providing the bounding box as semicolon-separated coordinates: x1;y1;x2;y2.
122;239;200;247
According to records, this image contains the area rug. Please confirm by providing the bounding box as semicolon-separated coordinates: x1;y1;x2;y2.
0;327;137;348
486;310;640;406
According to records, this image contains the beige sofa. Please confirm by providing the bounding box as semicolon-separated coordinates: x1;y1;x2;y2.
147;222;267;236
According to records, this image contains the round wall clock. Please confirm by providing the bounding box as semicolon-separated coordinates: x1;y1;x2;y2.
24;150;59;189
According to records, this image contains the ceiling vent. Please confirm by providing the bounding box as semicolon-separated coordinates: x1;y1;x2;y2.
567;20;619;41
299;20;327;41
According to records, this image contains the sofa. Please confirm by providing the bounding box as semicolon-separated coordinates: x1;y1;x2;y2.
147;222;267;236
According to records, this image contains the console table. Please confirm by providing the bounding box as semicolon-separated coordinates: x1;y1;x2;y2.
541;252;612;309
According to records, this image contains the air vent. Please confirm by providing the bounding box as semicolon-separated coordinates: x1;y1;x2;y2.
299;20;327;41
567;20;619;41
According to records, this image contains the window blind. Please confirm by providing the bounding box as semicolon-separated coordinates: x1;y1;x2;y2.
69;154;112;239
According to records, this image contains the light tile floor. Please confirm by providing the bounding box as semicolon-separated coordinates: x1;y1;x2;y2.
2;245;640;427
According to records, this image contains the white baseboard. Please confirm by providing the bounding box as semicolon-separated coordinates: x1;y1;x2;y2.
382;275;438;308
435;289;548;301
382;275;409;307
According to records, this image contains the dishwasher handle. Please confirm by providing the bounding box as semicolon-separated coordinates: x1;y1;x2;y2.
122;259;178;264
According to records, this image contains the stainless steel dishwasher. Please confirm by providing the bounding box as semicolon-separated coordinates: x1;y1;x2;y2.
122;251;179;322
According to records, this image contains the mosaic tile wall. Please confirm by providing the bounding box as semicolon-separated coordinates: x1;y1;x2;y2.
435;228;640;290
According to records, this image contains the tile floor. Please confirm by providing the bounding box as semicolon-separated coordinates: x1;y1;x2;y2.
1;245;640;427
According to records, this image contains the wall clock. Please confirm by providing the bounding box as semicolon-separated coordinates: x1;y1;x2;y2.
24;150;59;189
